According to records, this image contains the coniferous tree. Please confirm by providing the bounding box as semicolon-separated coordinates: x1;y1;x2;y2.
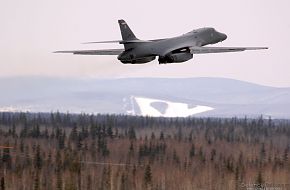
58;131;65;150
144;164;152;189
86;175;92;190
210;148;216;161
120;173;127;190
129;141;134;157
198;147;205;163
159;131;164;140
0;177;5;190
106;124;113;138
12;124;16;137
70;124;78;142
189;144;195;158
128;126;136;140
151;132;155;140
33;172;40;190
101;166;111;190
283;147;289;163
256;170;264;186
173;150;180;164
234;165;240;190
2;148;12;169
34;144;42;170
102;139;110;157
56;171;63;190
177;127;182;142
260;143;266;163
44;127;49;139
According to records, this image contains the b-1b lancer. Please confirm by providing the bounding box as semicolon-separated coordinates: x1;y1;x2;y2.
55;20;268;64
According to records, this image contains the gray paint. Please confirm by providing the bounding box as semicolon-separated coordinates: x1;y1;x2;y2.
55;20;266;64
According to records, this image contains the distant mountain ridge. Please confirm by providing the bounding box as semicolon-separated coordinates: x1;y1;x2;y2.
0;77;289;118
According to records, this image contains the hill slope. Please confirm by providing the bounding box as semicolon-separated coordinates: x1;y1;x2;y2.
0;77;289;118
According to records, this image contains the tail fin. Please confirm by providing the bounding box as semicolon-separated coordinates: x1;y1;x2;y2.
118;20;138;41
118;20;141;50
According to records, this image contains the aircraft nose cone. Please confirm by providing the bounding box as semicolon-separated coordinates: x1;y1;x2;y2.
221;33;227;41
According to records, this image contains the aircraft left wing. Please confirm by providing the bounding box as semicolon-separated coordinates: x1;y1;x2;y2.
190;47;268;54
54;49;124;55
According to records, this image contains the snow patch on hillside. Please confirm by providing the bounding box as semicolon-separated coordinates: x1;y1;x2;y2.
0;106;31;112
130;96;214;117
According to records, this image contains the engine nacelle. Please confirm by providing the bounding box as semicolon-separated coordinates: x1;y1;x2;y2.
120;56;156;64
118;50;156;64
158;52;193;64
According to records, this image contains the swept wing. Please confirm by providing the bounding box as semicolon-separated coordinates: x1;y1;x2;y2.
190;47;268;54
54;49;124;55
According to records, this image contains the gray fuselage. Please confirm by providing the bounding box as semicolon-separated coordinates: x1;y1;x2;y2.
118;28;227;64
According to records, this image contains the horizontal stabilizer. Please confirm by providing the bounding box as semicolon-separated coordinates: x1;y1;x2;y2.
54;49;124;55
190;47;268;54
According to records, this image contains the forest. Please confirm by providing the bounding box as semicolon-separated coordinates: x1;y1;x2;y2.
0;112;290;190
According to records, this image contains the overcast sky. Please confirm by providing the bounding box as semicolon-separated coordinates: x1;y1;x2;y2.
1;0;289;87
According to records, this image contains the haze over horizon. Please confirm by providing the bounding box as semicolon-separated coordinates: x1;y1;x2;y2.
1;77;289;118
1;0;290;87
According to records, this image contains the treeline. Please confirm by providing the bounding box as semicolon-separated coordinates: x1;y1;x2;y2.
0;112;290;190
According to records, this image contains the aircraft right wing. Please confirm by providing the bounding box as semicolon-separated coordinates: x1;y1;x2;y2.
54;49;124;55
190;47;268;54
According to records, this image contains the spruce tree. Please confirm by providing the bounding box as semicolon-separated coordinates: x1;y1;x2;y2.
34;144;42;170
0;177;5;190
144;164;152;188
128;126;136;140
33;172;40;190
120;173;127;190
189;144;195;158
256;170;264;186
159;131;164;140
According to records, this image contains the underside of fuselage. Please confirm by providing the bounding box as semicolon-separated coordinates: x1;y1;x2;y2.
118;44;194;64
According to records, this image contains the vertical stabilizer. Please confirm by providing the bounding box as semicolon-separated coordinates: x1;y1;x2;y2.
118;20;138;41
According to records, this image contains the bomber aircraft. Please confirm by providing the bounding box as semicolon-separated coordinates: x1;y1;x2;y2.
55;20;267;64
